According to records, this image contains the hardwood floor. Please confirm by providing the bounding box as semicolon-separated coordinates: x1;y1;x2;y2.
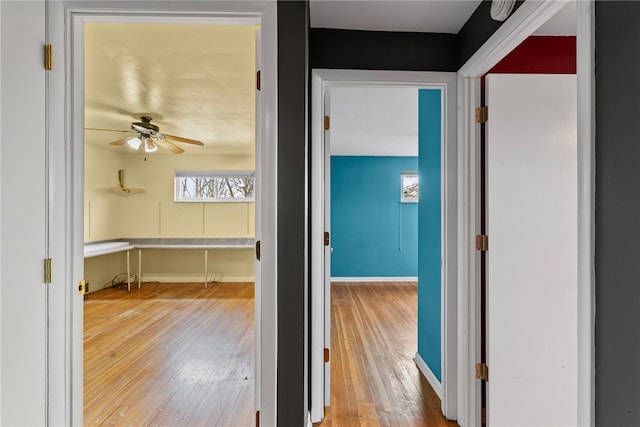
84;281;456;426
84;282;255;426
317;282;458;427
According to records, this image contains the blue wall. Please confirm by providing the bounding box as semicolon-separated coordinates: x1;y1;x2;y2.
417;89;442;381
331;156;418;278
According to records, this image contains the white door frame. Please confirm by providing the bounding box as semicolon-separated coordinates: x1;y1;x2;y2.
46;2;278;426
310;69;458;421
456;1;594;426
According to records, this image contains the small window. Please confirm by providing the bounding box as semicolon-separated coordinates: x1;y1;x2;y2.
401;172;419;203
175;170;255;202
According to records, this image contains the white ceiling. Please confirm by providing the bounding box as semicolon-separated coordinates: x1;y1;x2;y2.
329;87;418;157
310;0;482;33
85;23;257;156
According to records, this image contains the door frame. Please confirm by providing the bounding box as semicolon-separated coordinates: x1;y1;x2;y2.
46;2;278;425
456;1;594;426
310;69;458;421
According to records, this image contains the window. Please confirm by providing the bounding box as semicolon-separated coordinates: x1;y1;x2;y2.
175;170;255;202
401;172;419;203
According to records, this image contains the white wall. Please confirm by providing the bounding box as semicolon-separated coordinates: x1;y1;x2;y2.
84;145;256;287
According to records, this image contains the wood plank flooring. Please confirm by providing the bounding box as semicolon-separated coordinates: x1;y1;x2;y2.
317;282;458;427
84;282;255;426
84;281;457;426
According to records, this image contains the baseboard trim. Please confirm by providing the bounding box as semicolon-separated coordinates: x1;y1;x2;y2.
140;275;254;283
414;352;442;400
331;276;417;283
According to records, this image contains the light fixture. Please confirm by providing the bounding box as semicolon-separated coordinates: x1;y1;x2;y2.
126;136;142;150
143;137;158;153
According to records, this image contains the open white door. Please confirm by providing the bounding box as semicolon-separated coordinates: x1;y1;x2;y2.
485;73;577;426
323;90;332;408
254;27;262;423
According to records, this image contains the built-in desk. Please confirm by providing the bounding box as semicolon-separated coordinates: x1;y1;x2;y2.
84;238;254;291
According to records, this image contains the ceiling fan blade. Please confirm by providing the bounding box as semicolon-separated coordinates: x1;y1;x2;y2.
155;138;185;154
85;127;133;133
109;135;136;146
163;134;205;146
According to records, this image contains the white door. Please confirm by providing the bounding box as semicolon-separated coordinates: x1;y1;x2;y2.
486;73;577;426
254;27;263;421
1;1;48;425
323;89;332;408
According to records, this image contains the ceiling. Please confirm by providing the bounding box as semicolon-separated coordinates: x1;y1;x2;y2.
310;0;481;34
85;2;576;157
85;23;257;156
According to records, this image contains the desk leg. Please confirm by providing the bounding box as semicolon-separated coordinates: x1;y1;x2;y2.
126;250;131;292
138;249;142;290
204;249;208;288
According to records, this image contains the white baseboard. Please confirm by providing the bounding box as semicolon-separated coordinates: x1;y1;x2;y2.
331;276;417;283
414;352;442;400
140;275;254;283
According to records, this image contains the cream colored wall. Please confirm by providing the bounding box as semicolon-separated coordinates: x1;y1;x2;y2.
85;145;124;242
84;145;256;288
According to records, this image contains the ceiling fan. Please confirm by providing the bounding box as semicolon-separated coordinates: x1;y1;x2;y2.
86;116;204;154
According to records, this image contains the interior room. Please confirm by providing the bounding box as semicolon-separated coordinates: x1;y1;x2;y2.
82;22;257;425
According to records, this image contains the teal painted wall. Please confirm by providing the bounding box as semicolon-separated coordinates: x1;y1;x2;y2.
331;156;418;277
417;89;442;381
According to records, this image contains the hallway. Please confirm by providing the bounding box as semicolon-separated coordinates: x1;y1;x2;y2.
318;282;458;426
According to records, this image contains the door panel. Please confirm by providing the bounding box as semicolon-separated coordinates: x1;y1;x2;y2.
1;1;48;425
486;74;577;426
323;90;332;407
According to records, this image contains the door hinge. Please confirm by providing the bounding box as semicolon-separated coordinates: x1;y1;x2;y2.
78;280;87;295
44;44;53;71
324;348;330;363
476;362;489;381
475;234;488;252
44;258;52;284
324;231;330;247
255;240;261;261
256;70;261;91
475;106;488;123
256;410;260;427
324;115;330;130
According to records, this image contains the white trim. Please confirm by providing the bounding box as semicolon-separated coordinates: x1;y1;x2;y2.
414;352;442;400
576;1;595;425
457;1;594;426
459;0;570;77
331;277;417;283
310;69;458;422
134;276;255;283
48;2;278;426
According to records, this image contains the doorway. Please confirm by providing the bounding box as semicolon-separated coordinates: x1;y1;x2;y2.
82;21;257;424
46;3;277;425
457;1;594;425
310;70;458;422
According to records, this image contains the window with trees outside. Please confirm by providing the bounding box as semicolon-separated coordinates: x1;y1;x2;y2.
175;170;255;202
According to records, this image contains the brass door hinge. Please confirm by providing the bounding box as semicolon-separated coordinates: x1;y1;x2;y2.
475;106;488;123
324;348;330;363
256;70;261;91
476;363;489;381
475;234;488;252
44;258;52;284
44;44;53;71
78;280;87;295
324;231;330;247
255;240;261;261
324;115;330;130
256;410;260;427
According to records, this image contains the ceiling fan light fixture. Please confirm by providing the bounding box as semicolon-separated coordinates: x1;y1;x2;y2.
126;136;142;150
143;137;157;153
